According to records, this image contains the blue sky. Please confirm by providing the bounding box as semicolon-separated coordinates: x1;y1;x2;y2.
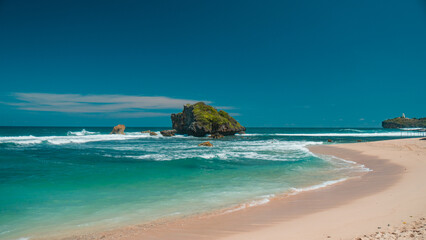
0;0;425;127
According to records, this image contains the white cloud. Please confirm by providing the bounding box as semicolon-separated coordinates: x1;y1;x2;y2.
3;93;211;117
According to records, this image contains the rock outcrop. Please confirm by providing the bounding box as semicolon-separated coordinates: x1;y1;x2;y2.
141;130;158;136
171;102;246;137
110;124;125;135
198;141;213;147
382;117;426;128
209;133;224;139
160;129;177;137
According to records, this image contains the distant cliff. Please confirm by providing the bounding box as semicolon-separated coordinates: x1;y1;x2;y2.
171;102;246;137
382;116;426;128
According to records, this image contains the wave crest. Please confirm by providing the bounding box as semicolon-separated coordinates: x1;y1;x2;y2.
67;129;98;136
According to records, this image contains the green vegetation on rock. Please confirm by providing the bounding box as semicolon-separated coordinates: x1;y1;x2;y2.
192;102;242;131
171;102;246;136
382;117;426;128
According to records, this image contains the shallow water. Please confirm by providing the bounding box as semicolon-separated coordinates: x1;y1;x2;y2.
0;127;422;239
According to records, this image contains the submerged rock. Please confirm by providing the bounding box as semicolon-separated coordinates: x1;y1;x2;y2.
141;130;151;133
327;139;333;142
209;133;224;139
160;129;177;137
110;124;125;135
171;102;245;137
198;141;213;147
150;131;158;136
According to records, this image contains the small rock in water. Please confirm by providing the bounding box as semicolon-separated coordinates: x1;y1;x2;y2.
141;130;151;133
160;129;177;137
327;139;333;142
150;132;158;136
110;124;125;135
198;141;213;147
209;133;224;139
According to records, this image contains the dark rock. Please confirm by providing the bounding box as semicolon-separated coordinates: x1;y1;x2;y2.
160;129;177;137
238;131;246;134
327;139;333;142
150;132;158;136
198;141;213;147
209;133;224;139
357;139;362;142
171;102;245;137
141;130;151;133
110;124;125;135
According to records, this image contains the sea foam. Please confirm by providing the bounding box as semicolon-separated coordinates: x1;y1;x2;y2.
0;132;151;145
288;177;349;194
243;132;425;137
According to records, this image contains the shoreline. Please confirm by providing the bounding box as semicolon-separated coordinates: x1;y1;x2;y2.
52;137;426;240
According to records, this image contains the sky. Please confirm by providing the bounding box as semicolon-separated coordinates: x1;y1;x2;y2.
0;0;425;127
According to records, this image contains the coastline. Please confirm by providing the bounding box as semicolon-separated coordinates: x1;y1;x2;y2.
53;137;426;240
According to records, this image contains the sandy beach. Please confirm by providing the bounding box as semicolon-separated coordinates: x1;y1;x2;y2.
218;137;426;240
59;137;426;240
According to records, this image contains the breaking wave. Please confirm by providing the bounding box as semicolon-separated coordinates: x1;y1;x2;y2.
67;129;98;136
0;132;157;145
120;140;323;162
243;132;425;137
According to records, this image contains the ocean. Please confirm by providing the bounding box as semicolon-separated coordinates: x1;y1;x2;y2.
0;127;423;239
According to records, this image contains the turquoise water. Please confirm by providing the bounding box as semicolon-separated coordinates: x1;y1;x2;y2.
0;127;423;239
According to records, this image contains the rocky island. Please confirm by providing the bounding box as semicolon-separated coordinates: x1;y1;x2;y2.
382;114;426;128
171;102;246;137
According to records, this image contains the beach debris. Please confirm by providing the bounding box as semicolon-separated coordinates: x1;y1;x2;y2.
209;133;224;139
141;130;151;133
354;217;426;239
327;139;333;142
110;124;125;135
198;141;213;147
150;131;158;136
160;129;177;137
